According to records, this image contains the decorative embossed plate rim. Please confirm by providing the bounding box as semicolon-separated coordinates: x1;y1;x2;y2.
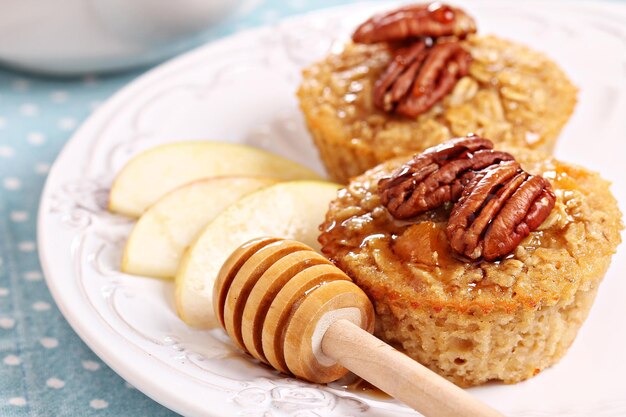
38;1;626;416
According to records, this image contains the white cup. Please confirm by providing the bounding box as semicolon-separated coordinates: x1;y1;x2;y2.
0;0;241;75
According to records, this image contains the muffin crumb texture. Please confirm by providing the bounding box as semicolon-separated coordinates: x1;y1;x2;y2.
319;147;622;386
298;36;577;183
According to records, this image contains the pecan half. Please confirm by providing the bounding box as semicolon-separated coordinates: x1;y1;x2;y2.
446;160;556;261
373;40;428;112
378;136;514;219
352;3;477;44
374;41;472;118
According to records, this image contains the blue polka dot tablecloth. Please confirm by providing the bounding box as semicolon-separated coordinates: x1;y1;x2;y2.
0;1;361;415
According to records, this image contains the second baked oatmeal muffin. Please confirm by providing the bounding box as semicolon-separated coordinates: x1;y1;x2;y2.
319;138;622;386
298;4;577;183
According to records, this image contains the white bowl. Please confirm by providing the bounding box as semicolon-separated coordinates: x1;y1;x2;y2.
0;0;240;75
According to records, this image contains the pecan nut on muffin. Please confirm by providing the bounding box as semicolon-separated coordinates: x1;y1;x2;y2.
298;3;578;183
319;136;622;386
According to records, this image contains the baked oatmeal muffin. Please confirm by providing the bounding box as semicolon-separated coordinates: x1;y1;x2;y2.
298;4;577;183
319;137;622;386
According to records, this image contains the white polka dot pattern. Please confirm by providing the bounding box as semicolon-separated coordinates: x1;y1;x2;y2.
3;355;21;366
35;163;50;175
19;104;39;117
32;301;51;312
90;399;109;410
18;241;35;252
39;338;59;349
82;360;101;371
0;146;15;157
0;318;15;329
50;91;69;103
23;271;43;281
10;211;28;222
46;378;65;389
27;132;46;145
8;397;27;407
24;271;43;281
58;118;77;131
3;178;21;190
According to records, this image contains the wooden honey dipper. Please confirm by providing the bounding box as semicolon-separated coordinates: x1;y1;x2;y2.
214;237;503;417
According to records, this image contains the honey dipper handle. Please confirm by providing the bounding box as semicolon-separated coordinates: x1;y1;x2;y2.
322;319;503;417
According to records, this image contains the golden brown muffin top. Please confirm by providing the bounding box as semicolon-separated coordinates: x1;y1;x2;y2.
319;147;622;314
299;35;577;157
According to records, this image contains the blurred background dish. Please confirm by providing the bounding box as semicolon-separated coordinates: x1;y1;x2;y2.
0;0;241;75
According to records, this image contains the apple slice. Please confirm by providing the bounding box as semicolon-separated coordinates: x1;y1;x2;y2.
175;180;340;328
109;141;323;217
122;176;277;279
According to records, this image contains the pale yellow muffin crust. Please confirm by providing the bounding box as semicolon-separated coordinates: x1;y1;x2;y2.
319;148;622;386
298;35;578;183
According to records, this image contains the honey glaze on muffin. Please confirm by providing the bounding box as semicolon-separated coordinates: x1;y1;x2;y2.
319;138;622;385
320;153;573;311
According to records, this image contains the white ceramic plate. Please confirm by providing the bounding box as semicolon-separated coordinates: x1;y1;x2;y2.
39;1;626;416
